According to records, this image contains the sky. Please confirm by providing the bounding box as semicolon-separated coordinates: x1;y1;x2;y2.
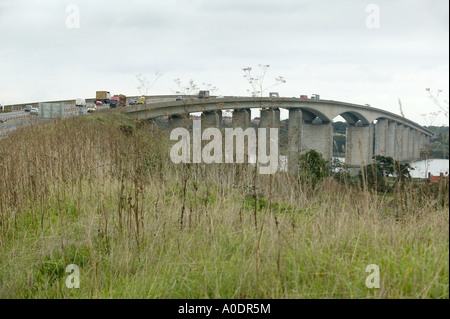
0;0;448;126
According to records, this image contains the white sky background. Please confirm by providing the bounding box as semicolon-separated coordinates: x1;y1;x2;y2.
0;0;448;126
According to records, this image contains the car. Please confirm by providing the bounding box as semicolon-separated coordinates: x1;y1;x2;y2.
87;106;97;113
129;99;137;105
24;105;32;112
95;101;103;106
30;108;39;115
176;96;183;101
136;100;145;105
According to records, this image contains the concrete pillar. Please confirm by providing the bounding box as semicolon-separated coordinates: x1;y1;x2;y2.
345;124;374;166
259;108;280;171
420;134;427;157
260;108;280;129
375;119;389;156
395;124;403;161
408;128;414;160
203;110;222;129
413;132;421;159
301;123;333;162
400;126;410;161
169;114;189;131
288;108;302;174
259;108;280;150
232;108;252;163
232;108;251;129
387;121;397;159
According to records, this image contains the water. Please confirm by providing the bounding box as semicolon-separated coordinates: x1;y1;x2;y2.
409;159;449;179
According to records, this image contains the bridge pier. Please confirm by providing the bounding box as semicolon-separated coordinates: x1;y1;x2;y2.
400;126;410;162
419;133;427;156
387;121;397;159
395;124;404;161
408;128;415;160
288;108;302;174
345;124;374;166
232;108;251;129
259;108;280;148
203;110;222;129
375;119;389;157
232;108;252;164
259;108;280;171
413;131;421;159
169;114;189;131
301;122;333;162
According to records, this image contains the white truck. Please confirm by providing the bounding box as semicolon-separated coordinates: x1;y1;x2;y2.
75;98;86;107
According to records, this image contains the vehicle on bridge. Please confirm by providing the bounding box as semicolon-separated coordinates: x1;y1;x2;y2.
24;105;33;112
269;92;279;98
30;108;39;115
300;95;308;99
95;100;103;106
76;98;86;107
96;91;110;104
198;90;210;99
311;94;320;99
110;96;119;108
136;97;145;105
87;105;97;113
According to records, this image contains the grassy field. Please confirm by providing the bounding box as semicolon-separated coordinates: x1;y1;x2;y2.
0;112;448;298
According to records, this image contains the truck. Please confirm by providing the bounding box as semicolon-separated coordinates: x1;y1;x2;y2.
75;98;86;107
109;96;119;108
96;91;111;104
198;90;210;99
310;94;320;99
109;94;127;108
269;92;279;98
300;95;308;99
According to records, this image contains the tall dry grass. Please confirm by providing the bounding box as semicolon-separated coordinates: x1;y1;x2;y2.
0;112;448;298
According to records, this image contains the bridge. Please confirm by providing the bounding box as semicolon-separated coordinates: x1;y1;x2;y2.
119;96;434;173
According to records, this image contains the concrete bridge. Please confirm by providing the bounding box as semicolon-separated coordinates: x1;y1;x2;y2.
119;96;433;172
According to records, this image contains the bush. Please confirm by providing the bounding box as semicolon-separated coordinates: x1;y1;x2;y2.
297;150;328;187
359;155;412;192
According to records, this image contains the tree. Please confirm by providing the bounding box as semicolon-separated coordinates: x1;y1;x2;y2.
296;149;329;188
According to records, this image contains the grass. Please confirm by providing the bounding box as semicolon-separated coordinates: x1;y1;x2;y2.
0;112;448;298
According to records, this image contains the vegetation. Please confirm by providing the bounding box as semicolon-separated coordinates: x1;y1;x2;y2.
424;126;449;159
358;156;412;193
0;112;448;298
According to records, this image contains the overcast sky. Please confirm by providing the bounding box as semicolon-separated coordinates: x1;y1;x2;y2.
0;0;448;125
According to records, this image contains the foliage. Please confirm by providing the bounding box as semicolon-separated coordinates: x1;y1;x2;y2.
297;149;329;187
359;155;412;192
